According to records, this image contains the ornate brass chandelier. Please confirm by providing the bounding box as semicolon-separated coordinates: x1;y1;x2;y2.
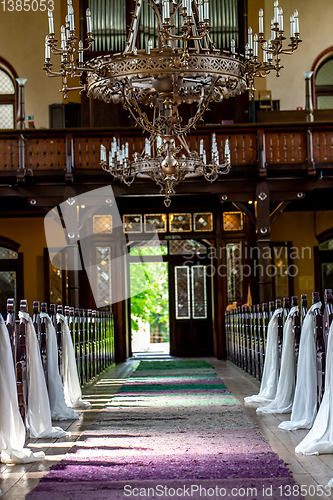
44;0;301;206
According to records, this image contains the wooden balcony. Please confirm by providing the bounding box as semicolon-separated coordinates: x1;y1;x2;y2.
1;122;333;205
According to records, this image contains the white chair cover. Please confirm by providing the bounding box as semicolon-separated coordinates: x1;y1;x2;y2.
296;320;333;455
279;302;321;431
57;313;91;409
40;312;79;421
19;311;70;439
244;308;282;403
0;315;45;464
257;306;298;414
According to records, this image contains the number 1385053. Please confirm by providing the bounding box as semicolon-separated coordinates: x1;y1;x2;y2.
1;0;54;11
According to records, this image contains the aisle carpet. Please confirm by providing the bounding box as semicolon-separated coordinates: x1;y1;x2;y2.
26;360;303;499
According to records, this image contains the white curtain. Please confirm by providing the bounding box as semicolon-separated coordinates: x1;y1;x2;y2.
279;302;321;431
257;306;298;414
296;320;333;454
57;313;91;409
40;312;79;421
0;315;45;464
244;308;282;403
19;311;70;438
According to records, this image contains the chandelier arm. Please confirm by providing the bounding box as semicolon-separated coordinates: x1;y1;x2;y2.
124;0;142;53
178;134;191;155
123;81;159;135
149;0;163;30
190;8;202;52
177;77;218;135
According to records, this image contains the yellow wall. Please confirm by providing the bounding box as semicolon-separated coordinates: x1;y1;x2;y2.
0;0;330;124
271;210;333;299
0;218;46;308
0;0;80;129
264;0;333;110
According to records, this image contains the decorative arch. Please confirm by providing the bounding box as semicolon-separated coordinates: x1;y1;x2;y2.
311;46;333;110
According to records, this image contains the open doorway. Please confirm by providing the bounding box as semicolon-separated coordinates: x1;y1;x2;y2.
130;261;170;355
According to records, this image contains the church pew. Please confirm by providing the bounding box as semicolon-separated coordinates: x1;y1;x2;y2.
40;303;48;380
292;296;301;366
260;303;269;379
16;300;28;422
313;292;325;409
226;291;331;415
301;293;308;326
6;298;16;368
2;298;116;427
256;304;263;381
87;309;94;379
276;299;283;371
244;305;251;374
240;305;247;372
323;289;333;352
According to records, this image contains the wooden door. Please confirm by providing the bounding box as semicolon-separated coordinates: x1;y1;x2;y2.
169;261;213;356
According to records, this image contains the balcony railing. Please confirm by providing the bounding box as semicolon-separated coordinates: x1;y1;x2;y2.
0;122;333;177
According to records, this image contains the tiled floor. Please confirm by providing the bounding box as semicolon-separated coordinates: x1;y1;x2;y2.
1;358;333;500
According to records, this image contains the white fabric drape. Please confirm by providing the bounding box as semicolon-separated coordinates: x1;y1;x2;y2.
40;312;79;421
296;320;333;454
0;315;45;464
57;313;91;409
19;311;70;438
244;308;282;404
257;306;298;414
279;302;321;431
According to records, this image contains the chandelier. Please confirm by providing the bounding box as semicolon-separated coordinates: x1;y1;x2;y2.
44;0;301;206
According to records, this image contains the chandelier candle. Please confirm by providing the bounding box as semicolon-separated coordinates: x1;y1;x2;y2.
44;0;301;206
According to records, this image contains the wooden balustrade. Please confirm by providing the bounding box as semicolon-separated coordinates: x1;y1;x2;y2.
5;298;115;421
226;290;333;409
1;123;333;175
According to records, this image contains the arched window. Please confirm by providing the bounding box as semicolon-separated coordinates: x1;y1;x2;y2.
315;55;333;110
0;237;23;318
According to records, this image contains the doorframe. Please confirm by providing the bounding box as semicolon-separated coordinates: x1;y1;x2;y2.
168;255;213;357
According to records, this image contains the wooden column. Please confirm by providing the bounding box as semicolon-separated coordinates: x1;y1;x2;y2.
255;181;272;303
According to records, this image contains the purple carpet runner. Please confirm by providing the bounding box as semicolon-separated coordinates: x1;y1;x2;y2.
26;360;304;499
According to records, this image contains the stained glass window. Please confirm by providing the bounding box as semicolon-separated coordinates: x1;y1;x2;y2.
0;71;15;94
0;69;15;129
175;266;191;319
226;242;243;304
0;271;16;320
193;213;213;232
319;239;333;251
191;265;207;319
0;247;18;259
123;214;142;233
144;214;167;233
96;246;112;307
93;215;113;234
129;240;168;256
223;211;244;231
169;239;207;255
169;213;192;232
